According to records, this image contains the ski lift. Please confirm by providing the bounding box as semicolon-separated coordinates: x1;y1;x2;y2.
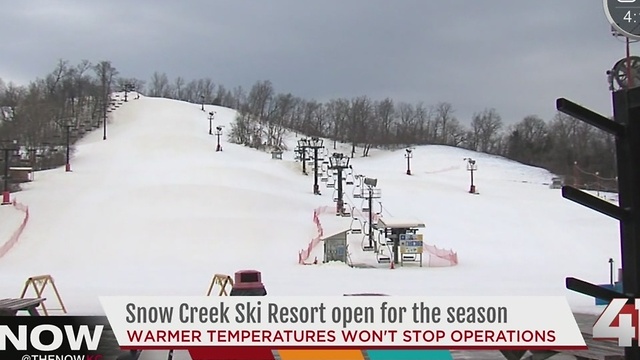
332;189;338;202
345;169;355;185
361;198;370;213
342;203;351;217
350;216;363;234
352;185;362;198
327;176;335;188
321;174;329;182
377;249;391;263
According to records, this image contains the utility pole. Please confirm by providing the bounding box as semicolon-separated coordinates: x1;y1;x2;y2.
307;137;324;195
1;140;18;205
200;95;205;111
328;153;350;215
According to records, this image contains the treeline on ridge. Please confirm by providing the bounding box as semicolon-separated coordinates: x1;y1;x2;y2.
0;60;616;191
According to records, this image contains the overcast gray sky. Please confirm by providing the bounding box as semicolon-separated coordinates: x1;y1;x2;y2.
0;0;631;124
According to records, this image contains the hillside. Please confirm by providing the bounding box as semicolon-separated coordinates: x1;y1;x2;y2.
0;94;619;317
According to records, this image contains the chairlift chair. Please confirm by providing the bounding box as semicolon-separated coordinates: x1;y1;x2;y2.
332;189;338;202
346;171;355;185
352;184;362;198
377;249;391;263
350;217;363;234
327;176;335;188
361;198;370;212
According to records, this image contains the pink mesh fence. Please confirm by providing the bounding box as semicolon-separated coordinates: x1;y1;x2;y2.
0;199;30;259
297;203;458;267
298;206;332;264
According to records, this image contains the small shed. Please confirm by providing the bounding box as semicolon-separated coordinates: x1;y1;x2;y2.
549;176;564;189
9;167;34;183
271;150;283;160
323;230;349;264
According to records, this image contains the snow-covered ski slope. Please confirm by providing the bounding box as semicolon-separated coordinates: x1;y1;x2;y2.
0;93;619;315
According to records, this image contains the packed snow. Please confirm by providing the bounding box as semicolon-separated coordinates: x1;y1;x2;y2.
0;94;620;321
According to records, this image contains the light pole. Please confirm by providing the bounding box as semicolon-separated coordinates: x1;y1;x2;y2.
215;126;223;152
208;111;216;135
364;177;378;250
464;158;477;193
329;152;350;215
297;138;309;175
405;149;413;175
200;95;205;111
307;137;324;195
1;140;18;205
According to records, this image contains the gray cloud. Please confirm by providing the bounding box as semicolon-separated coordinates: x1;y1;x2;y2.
0;0;630;123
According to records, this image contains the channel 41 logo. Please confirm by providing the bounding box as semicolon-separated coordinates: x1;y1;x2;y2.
0;316;114;359
593;298;640;346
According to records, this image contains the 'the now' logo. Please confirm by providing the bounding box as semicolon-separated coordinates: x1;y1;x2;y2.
593;298;640;346
0;324;104;351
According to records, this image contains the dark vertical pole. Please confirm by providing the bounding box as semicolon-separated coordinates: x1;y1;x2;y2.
337;168;343;214
392;229;400;265
609;258;615;285
470;168;474;189
124;89;128;102
313;148;319;195
302;147;307;175
65;125;71;172
613;77;640;360
2;149;10;204
103;96;107;140
406;156;411;175
368;187;374;249
209;116;213;135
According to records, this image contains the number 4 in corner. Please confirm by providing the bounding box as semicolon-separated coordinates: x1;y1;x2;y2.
592;298;640;347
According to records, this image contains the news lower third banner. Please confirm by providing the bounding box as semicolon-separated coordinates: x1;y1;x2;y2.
0;296;587;360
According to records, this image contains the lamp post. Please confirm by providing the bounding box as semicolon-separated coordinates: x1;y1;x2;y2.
200;95;205;111
307;137;324;195
329;152;350;215
297;138;309;175
405;149;413;175
215;126;223;152
1;140;18;205
364;177;378;249
464;158;477;193
208;111;216;135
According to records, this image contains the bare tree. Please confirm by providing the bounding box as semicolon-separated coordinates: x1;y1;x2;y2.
469;108;503;153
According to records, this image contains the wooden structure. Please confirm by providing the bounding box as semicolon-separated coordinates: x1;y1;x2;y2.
0;298;45;316
20;275;67;315
206;274;234;296
8;167;33;183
